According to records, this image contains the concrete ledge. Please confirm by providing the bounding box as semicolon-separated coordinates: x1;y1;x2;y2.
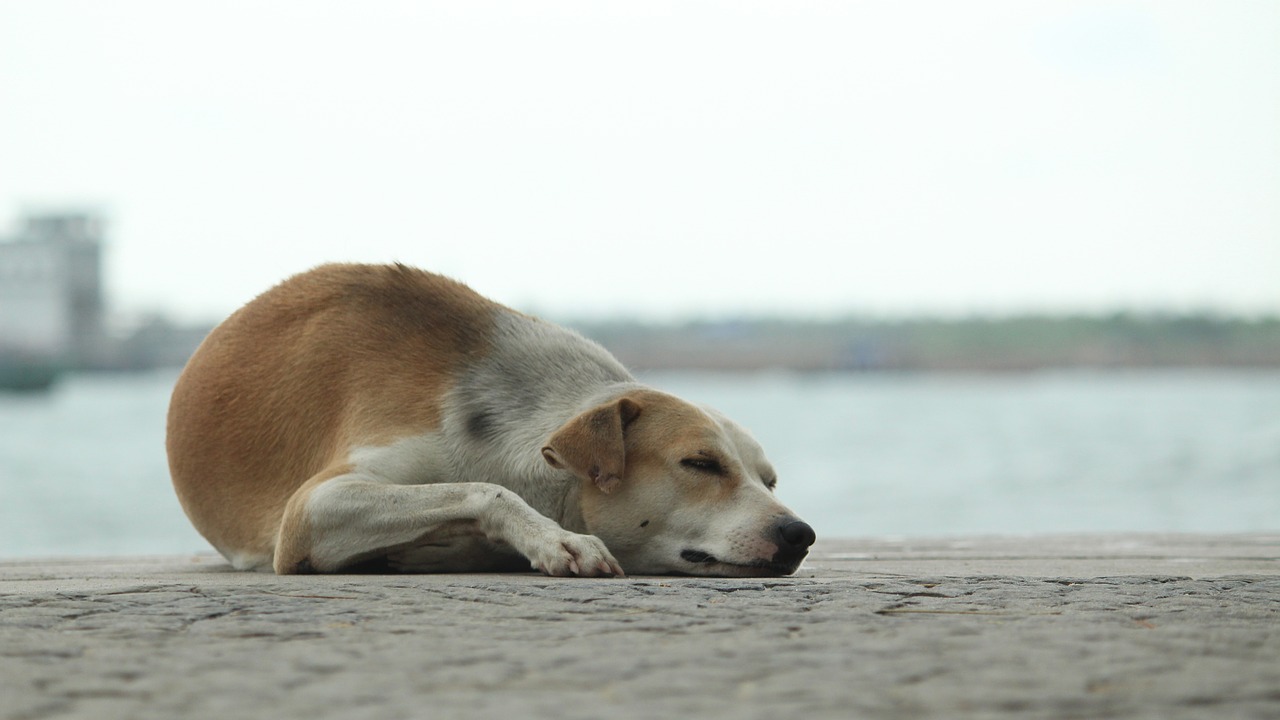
2;534;1277;719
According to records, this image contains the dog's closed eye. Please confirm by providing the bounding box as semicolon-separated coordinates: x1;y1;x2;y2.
681;456;726;475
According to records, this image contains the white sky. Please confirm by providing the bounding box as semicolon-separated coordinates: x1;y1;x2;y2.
2;1;1277;323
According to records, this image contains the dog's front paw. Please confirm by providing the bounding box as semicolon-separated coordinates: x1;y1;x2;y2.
525;530;625;578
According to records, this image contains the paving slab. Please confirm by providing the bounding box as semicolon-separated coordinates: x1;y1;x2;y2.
1;534;1277;720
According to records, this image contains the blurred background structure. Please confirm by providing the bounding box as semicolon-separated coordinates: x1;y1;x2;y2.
0;212;207;389
0;213;106;389
0;213;105;364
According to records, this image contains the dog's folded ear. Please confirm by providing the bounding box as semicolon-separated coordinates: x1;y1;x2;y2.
541;397;642;493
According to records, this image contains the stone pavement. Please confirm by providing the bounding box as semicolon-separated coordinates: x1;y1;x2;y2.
1;535;1276;720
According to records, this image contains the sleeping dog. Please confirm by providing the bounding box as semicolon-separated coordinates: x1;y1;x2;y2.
167;263;815;576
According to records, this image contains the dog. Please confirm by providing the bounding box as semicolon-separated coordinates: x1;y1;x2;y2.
166;263;815;576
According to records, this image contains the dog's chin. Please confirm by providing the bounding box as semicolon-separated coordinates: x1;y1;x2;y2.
675;549;805;578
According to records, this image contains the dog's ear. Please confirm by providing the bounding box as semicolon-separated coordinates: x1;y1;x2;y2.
541;397;642;494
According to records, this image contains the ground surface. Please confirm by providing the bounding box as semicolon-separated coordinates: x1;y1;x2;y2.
1;535;1277;720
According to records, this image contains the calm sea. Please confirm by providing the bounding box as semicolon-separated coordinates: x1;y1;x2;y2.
1;369;1277;559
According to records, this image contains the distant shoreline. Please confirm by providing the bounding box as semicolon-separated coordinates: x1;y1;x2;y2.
576;313;1280;373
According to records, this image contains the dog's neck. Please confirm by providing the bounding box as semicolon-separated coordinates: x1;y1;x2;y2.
447;311;641;530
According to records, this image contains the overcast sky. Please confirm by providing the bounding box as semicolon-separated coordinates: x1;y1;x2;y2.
2;1;1277;323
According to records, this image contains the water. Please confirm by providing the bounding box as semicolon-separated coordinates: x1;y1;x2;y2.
1;370;1277;559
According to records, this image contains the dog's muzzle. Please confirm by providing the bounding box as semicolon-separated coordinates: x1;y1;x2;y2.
679;518;816;574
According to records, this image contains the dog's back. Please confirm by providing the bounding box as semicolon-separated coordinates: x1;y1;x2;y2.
166;263;499;564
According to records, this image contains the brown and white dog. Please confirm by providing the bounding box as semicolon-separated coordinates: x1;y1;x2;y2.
166;263;815;576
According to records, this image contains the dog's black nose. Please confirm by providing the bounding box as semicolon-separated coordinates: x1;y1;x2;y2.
777;520;816;550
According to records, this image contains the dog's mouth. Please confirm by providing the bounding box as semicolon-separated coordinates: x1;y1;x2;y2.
678;549;803;577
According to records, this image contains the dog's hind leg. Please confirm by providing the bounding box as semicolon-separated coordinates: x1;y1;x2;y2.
273;471;624;577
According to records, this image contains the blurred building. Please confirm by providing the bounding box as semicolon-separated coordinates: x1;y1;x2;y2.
0;212;108;367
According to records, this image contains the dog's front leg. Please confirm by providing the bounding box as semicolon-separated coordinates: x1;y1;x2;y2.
274;474;624;577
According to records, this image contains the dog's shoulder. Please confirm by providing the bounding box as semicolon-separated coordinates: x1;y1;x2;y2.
452;312;632;434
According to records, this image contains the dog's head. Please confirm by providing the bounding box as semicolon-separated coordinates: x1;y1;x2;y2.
541;389;815;576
